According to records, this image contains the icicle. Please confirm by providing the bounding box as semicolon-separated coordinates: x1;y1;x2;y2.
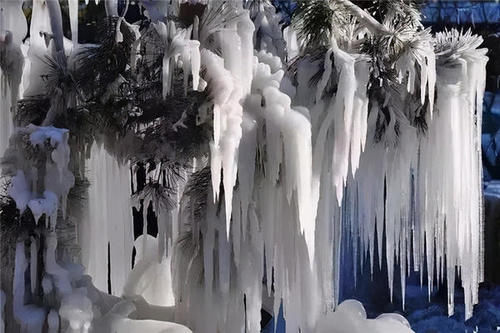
201;48;243;237
105;0;118;17
218;227;231;294
417;30;488;319
0;0;27;45
331;45;356;203
47;309;59;333
68;0;78;46
281;105;315;266
395;31;436;117
237;113;257;244
44;232;72;295
190;42;200;91
80;143;133;296
0;0;26;154
45;0;65;56
162;52;171;99
13;242;45;333
30;238;37;294
0;70;15;156
8;171;31;213
311;39;367;212
0;4;489;332
0;290;4;333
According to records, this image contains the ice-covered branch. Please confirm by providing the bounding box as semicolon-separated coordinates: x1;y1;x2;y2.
333;0;389;35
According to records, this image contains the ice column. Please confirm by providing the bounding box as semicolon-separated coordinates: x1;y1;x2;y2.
205;10;254;236
419;31;487;318
342;30;487;319
0;290;5;333
68;0;79;46
13;243;45;333
80;143;133;295
0;0;27;155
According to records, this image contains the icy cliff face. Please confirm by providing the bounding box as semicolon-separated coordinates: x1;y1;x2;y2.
0;1;489;333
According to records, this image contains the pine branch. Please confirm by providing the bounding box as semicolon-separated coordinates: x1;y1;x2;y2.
182;166;210;225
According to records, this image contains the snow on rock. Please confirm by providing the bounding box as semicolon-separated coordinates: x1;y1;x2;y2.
122;235;175;307
315;300;414;333
8;170;31;212
7;125;74;226
92;299;192;333
28;125;74;219
59;292;93;332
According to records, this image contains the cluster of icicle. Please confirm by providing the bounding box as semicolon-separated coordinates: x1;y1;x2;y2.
175;4;487;333
0;0;488;333
340;29;488;321
6;125;79;333
0;0;191;332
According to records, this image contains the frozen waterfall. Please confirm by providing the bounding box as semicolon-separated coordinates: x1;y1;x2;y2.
0;1;489;332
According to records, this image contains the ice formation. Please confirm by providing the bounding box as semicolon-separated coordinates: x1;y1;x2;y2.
0;290;5;333
0;0;26;155
80;143;134;296
0;1;490;332
315;300;413;332
6;125;74;227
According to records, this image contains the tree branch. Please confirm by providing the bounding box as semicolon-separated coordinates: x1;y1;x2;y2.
334;0;390;35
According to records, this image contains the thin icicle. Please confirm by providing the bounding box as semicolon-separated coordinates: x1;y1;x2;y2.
30;238;37;294
68;0;78;46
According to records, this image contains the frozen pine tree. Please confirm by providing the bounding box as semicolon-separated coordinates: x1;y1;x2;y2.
0;0;488;332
